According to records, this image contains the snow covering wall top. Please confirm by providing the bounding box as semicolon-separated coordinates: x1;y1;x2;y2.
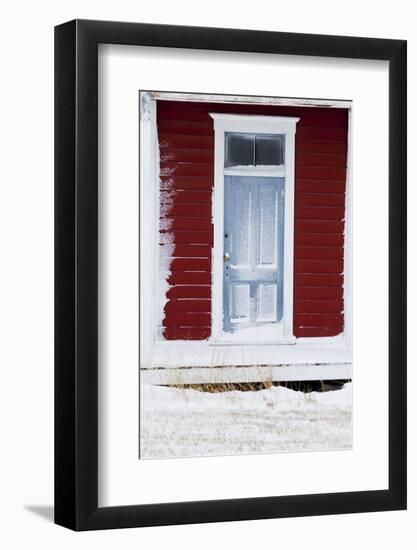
157;100;348;340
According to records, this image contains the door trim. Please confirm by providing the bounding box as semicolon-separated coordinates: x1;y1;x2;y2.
210;113;299;344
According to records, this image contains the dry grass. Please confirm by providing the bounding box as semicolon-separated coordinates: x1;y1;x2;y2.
167;381;273;393
164;379;350;394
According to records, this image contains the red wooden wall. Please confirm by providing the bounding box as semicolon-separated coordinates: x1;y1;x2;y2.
157;100;348;340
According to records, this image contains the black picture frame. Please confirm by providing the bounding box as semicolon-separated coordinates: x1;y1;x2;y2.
55;19;407;531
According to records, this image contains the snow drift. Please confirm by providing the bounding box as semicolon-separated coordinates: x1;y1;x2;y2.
140;383;352;459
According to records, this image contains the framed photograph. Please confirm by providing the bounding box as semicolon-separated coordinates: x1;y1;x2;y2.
55;19;406;530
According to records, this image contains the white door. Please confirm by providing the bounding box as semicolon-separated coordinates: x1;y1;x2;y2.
223;175;284;332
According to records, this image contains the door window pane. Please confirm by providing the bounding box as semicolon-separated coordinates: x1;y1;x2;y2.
255;134;284;166
225;132;284;167
225;133;254;167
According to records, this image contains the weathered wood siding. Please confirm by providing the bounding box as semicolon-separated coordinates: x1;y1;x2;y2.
157;100;348;340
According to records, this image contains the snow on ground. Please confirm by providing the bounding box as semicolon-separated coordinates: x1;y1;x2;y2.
140;383;352;459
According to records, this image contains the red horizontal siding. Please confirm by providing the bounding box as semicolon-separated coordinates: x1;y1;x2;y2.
164;299;211;313
295;233;345;247
295;326;343;338
163;327;211;340
162;313;211;327
296;127;347;142
159;134;214;150
296;193;345;207
160;148;214;163
161;217;212;231
295;246;344;260
295;259;344;274
160;162;213;177
161;230;213;244
295;220;344;233
170;258;211;271
160;175;213;190
294;313;344;327
157;106;348;128
295;206;345;220
168;272;212;285
157;99;348;340
160;243;211;258
164;203;212;218
157;101;347;122
167;286;211;299
296;140;347;154
295;274;344;287
294;286;344;301
296;152;346;168
294;300;343;314
294;219;344;235
158;120;213;135
296;180;346;194
296;165;346;181
161;190;212;204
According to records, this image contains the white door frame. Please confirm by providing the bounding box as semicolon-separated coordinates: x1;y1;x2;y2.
209;113;299;344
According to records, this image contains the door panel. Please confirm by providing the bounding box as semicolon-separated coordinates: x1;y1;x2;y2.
229;283;250;323
224;176;284;332
256;283;277;322
231;184;251;266
258;184;278;266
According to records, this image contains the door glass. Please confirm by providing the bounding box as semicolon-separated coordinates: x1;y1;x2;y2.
225;132;284;167
225;133;254;167
255;134;284;166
